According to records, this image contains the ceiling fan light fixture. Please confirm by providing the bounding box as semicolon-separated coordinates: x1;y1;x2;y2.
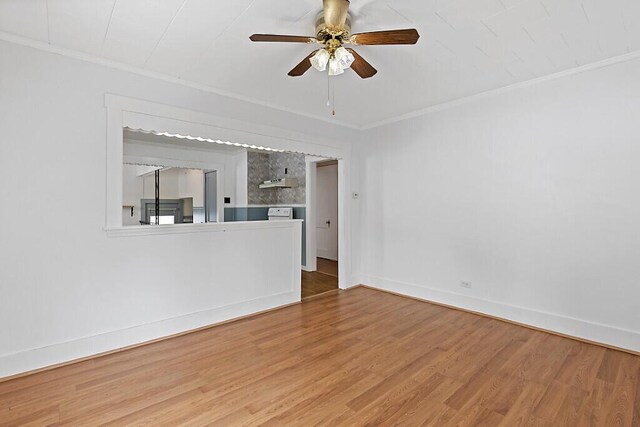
310;49;330;71
334;46;354;69
250;0;420;82
328;57;345;75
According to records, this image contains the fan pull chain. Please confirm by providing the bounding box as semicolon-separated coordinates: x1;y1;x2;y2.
332;77;336;116
325;74;336;116
326;73;331;107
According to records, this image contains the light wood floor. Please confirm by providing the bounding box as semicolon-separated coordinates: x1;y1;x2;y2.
1;287;638;426
317;257;338;277
301;258;338;299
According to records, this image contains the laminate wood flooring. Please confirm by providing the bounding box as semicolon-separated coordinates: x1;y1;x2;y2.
1;287;638;426
301;258;338;298
316;258;338;277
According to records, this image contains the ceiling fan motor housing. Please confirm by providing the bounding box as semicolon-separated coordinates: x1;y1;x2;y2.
315;10;352;41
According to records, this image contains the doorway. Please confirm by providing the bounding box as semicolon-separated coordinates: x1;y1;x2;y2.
316;160;338;261
302;159;339;299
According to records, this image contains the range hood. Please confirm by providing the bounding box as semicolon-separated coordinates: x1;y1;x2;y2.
259;178;298;189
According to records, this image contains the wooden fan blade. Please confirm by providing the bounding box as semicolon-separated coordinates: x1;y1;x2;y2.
323;0;350;31
250;34;316;43
347;49;377;79
288;50;319;77
351;29;420;45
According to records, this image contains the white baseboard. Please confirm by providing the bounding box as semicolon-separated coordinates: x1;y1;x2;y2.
317;250;337;261
350;273;366;288
0;291;299;379
302;265;315;272
360;275;640;354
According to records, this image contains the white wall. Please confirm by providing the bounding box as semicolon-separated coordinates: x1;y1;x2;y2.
0;40;349;377
178;169;205;207
353;57;640;352
230;150;248;207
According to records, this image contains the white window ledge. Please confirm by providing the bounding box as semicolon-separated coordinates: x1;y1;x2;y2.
104;220;303;238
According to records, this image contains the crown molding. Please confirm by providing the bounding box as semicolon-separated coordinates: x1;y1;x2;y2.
0;31;360;131
361;48;640;130
3;31;640;132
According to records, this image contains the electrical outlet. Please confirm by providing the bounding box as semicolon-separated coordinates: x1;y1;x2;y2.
460;281;472;289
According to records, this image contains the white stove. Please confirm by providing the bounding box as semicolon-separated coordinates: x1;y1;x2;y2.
267;207;293;220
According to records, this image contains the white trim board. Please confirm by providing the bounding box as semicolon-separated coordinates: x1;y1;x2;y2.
105;219;303;238
360;275;640;354
0;291;299;379
109;96;346;158
317;250;338;261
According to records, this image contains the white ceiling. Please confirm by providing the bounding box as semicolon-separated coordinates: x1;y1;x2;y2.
2;0;639;127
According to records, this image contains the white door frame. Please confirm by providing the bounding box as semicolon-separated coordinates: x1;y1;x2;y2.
305;157;346;289
304;157;319;272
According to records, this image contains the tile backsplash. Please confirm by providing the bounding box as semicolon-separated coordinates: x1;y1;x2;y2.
247;151;306;205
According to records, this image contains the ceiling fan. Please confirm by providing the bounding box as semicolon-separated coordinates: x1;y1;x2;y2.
249;0;420;79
